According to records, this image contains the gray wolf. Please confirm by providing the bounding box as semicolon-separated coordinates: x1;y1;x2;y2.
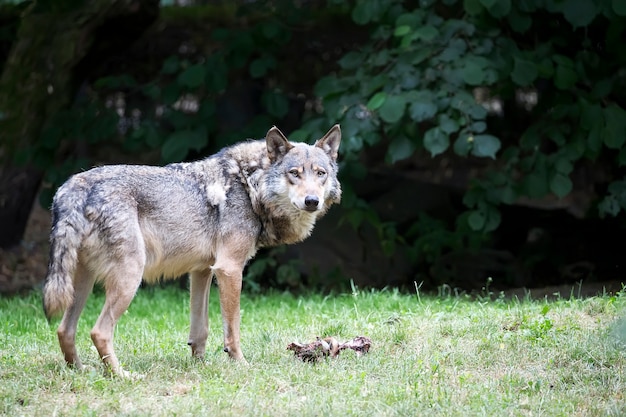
42;124;341;376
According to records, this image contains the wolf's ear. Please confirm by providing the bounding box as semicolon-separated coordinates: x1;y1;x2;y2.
315;124;341;162
266;126;294;163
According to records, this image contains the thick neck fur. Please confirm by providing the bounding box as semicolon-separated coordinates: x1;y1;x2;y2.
253;193;321;247
228;141;324;247
175;140;328;248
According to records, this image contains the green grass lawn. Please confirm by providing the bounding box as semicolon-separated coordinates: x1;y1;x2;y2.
1;284;625;416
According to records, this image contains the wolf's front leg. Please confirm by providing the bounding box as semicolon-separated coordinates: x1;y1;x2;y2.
212;259;246;361
188;269;212;358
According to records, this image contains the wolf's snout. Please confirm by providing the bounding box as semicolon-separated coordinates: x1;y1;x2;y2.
304;195;319;211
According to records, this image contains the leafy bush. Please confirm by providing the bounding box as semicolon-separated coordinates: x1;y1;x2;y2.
32;0;626;288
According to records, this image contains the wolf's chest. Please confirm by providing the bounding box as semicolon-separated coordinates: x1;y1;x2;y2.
257;212;317;248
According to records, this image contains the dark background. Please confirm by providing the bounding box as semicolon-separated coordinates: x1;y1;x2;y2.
1;0;625;295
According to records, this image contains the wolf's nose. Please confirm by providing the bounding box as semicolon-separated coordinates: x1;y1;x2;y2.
304;196;319;210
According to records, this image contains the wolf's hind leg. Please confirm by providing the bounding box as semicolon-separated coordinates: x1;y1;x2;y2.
57;263;96;369
90;258;144;377
188;269;212;358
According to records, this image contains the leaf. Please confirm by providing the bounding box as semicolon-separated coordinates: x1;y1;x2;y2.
177;64;205;88
396;12;423;28
249;55;276;79
394;25;411;37
554;156;573;175
379;94;407;123
613;0;626;16
314;76;345;97
598;195;621;217
484;204;501;232
603;104;626;149
450;90;474;110
400;73;419;89
144;125;162;148
524;172;549;198
467;204;501;232
554;62;578;90
462;60;485;86
352;0;373;25
499;185;516;204
360;73;388;96
463;0;483;15
189;127;208;151
608;180;626;206
206;59;228;93
142;84;160;100
260;20;281;40
468;209;486;231
580;100;603;130
409;99;438;122
591;78;613;100
619;147;626;167
338;51;363;70
423;127;450;157
549;173;573;198
471;134;500;159
161;83;180;106
587;123;603;154
367;92;387;111
262;91;289;118
438;38;467;62
249;58;267;78
415;25;439;41
508;8;532;33
561;0;597;28
371;50;390;67
471;121;487;133
198;101;216;119
438;114;460;134
467;103;488;120
486;0;511;18
511;57;538;86
161;55;180;75
388;136;416;164
162;131;190;163
453;133;473;156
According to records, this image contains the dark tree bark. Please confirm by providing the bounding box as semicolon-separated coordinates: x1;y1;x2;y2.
0;0;159;249
0;166;42;248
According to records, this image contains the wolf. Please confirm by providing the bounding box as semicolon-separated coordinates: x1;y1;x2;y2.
42;124;341;376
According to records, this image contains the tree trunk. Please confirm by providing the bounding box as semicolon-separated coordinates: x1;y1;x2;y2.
0;0;159;250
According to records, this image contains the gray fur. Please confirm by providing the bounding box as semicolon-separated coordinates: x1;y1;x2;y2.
42;125;341;376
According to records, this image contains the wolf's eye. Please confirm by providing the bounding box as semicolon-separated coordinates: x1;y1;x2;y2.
289;169;300;178
317;170;326;177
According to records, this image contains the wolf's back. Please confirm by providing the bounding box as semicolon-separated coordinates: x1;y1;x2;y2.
42;178;92;320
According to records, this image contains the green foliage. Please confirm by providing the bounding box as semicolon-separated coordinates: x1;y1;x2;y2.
28;0;626;288
37;4;296;204
294;0;626;284
244;247;303;293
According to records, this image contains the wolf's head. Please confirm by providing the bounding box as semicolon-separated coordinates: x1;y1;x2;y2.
265;125;341;216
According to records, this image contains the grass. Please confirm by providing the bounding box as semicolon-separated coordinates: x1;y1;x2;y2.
1;284;625;416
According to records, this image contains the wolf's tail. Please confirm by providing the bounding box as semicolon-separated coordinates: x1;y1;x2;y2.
42;184;90;320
